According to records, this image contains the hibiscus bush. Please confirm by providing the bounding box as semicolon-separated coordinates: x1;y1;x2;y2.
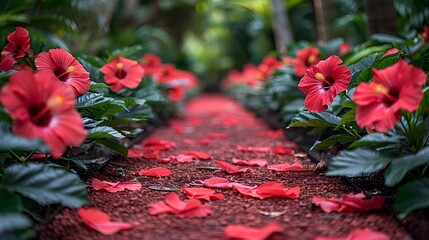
0;26;198;238
224;27;429;216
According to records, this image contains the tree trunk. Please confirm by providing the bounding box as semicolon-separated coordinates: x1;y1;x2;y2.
364;0;397;35
313;0;335;44
270;0;294;51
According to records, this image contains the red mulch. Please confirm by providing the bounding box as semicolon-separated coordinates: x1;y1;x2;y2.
37;94;410;240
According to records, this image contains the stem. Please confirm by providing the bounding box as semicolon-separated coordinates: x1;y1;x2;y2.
342;125;361;139
8;149;24;163
23;150;36;162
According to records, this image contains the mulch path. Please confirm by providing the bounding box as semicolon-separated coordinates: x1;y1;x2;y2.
38;94;410;240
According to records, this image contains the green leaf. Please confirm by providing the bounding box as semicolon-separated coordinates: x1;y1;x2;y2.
384;147;429;186
108;45;143;61
349;133;403;148
326;149;391;177
0;213;32;234
95;139;128;156
87;126;125;139
311;134;356;150
0;122;49;152
288;111;341;128
68;158;88;170
75;93;111;109
3;163;87;208
344;44;391;66
82;117;102;128
340;108;356;125
394;178;429;215
89;82;109;91
370;34;405;44
0;189;22;213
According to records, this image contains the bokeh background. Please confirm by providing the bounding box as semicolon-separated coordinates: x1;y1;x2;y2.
1;0;428;90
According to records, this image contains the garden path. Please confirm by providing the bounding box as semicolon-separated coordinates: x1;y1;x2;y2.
39;94;410;240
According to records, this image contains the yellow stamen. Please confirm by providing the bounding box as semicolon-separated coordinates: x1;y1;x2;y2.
373;83;389;95
66;65;76;73
116;63;124;69
47;95;65;110
308;55;317;64
1;51;9;57
314;72;325;81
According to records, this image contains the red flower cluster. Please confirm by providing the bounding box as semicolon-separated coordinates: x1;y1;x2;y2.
0;27;30;71
354;59;426;132
140;53;198;102
298;55;351;112
221;55;281;90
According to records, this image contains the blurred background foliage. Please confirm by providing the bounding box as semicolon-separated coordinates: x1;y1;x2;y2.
0;0;428;90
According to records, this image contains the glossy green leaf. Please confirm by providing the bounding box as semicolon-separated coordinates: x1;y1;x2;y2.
94;139;128;156
75;93;110;109
311;134;356;150
384;147;429;186
349;133;403;148
87;126;125;139
3;163;87;208
394;178;429;215
288;111;341;128
327;149;390;177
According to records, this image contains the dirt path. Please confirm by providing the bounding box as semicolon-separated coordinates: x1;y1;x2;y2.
38;94;410;240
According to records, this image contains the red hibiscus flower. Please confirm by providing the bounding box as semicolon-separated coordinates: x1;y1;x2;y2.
298;55;351;112
100;56;144;92
35;49;90;96
339;42;352;54
294;47;321;76
354;59;426;133
0;27;30;71
140;53;162;77
0;69;87;158
257;55;281;81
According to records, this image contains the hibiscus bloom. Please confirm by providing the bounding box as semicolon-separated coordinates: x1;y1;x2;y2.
353;59;426;133
0;27;30;71
140;53;162;77
257;55;281;81
298;55;351;112
35;49;90;96
294;47;321;76
0;69;87;158
100;56;144;92
339;42;352;54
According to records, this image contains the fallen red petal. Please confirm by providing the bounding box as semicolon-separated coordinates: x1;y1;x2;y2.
258;129;284;137
143;138;176;151
216;160;252;174
315;228;390;240
202;177;234;188
181;187;224;201
136;167;173;177
312;192;384;213
148;192;212;218
237;145;271;153
267;162;305;172
78;208;132;235
182;151;212;160
176;154;194;163
272;147;294;155
234;182;300;199
232;158;267;167
91;178;141;193
127;149;143;158
206;132;229;139
224;222;282;240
